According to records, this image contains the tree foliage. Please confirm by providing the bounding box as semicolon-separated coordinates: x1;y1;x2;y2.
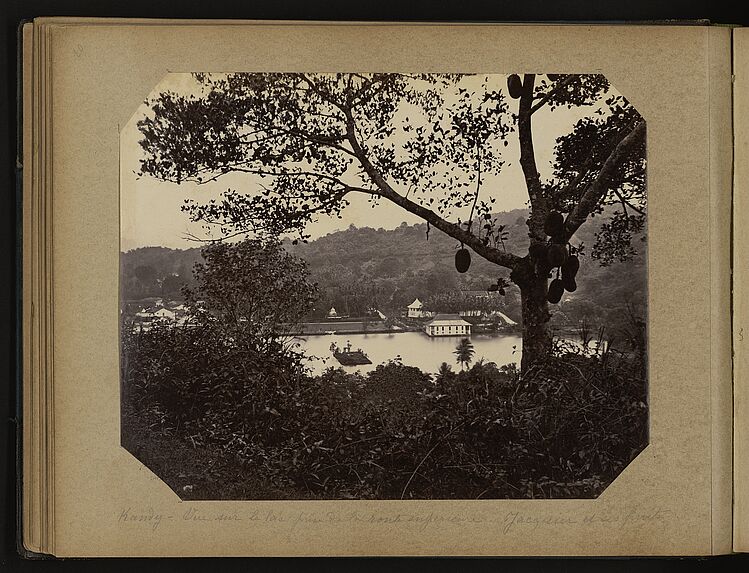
454;338;475;370
137;72;647;367
138;72;645;265
184;239;317;351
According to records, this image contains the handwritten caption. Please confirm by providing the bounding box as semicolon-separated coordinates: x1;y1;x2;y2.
117;505;672;533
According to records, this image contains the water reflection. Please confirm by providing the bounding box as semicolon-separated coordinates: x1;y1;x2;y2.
292;331;523;376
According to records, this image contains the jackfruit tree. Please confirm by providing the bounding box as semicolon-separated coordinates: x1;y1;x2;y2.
137;73;646;371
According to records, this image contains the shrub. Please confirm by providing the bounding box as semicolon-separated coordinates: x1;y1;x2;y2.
122;323;647;499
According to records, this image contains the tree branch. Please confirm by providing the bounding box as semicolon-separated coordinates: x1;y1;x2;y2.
517;74;547;242
612;188;646;216
529;75;578;116
343;109;521;270
555;151;598;202
298;74;348;115
564;121;646;237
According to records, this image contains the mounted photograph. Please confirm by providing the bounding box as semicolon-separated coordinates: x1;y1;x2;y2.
119;72;648;501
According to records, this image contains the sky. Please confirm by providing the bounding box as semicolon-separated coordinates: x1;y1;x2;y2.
119;73;612;251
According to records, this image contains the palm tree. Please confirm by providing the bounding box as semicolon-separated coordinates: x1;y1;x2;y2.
454;338;475;371
436;362;455;385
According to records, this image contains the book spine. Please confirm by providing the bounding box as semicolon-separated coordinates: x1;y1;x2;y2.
19;20;38;557
19;19;56;559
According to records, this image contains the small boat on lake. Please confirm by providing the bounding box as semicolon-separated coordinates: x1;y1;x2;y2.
330;341;372;366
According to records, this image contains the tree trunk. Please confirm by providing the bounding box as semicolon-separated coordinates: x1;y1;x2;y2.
518;270;553;373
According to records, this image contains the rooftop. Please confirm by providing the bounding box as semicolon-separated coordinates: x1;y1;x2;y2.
426;314;471;326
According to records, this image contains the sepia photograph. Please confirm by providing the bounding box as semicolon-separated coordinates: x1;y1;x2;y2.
119;72;648;501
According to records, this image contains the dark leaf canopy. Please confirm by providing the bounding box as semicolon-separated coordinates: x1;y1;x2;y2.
546;89;646;262
184;239;317;348
532;74;611;112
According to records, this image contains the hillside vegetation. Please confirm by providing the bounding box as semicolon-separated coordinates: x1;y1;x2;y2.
121;208;646;332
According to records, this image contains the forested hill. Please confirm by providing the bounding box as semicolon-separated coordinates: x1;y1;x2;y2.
121;246;203;301
121;208;647;330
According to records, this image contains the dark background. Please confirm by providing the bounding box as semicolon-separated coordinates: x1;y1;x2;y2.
1;1;748;571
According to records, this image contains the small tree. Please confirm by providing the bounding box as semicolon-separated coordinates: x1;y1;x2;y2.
454;338;475;371
184;239;317;353
435;362;455;385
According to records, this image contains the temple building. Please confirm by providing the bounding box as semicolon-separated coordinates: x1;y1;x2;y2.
424;314;472;337
407;298;429;318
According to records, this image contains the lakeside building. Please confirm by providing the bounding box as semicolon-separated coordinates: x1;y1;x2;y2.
407;291;518;325
424;314;472;337
129;301;189;332
490;310;518;326
135;306;176;321
407;298;432;319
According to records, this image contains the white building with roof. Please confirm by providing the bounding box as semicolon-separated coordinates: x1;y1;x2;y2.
424;314;472;337
407;298;432;318
491;310;518;326
152;308;176;319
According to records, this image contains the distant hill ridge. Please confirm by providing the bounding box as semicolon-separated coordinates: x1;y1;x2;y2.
121;208;646;331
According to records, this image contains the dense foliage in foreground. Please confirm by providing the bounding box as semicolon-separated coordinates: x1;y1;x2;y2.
121;321;647;500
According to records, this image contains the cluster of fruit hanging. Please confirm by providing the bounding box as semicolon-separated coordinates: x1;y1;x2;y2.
509;72;577;305
538;211;580;304
454;246;507;296
452;74;572;297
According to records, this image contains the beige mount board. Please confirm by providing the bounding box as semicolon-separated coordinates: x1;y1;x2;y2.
21;19;736;556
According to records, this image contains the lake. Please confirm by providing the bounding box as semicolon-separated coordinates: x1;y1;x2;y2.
292;331;523;376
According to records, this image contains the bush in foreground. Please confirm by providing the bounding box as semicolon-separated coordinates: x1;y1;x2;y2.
122;325;647;499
